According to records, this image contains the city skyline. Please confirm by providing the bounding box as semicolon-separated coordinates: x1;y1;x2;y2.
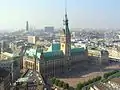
0;0;120;31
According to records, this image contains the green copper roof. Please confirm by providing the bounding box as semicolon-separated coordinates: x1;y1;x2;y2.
25;48;64;60
52;43;60;51
47;43;60;52
71;47;85;55
25;47;85;61
43;50;64;61
26;49;41;59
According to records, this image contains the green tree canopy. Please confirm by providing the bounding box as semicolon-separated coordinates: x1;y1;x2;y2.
55;79;60;86
51;77;56;84
63;83;69;89
76;83;84;90
58;81;64;87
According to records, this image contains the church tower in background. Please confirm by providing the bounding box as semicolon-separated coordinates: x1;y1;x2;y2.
26;21;29;31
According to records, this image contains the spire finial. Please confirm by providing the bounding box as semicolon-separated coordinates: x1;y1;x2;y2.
64;0;68;22
65;0;67;15
63;0;69;34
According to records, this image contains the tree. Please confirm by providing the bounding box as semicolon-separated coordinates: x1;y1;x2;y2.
92;78;97;82
88;79;94;84
84;81;89;86
104;73;108;79
70;87;74;90
114;70;119;73
63;83;69;89
66;83;69;89
51;77;56;84
76;83;83;90
55;79;60;86
58;81;64;87
96;76;101;81
103;70;119;79
26;53;29;56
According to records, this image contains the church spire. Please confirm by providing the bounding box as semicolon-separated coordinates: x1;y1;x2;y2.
64;0;70;36
65;0;67;16
60;0;71;58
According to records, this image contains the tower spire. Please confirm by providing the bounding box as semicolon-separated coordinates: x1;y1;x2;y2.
65;0;67;15
60;0;71;72
64;0;70;35
65;0;68;23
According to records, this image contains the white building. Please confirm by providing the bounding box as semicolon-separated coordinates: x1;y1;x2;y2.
28;36;39;44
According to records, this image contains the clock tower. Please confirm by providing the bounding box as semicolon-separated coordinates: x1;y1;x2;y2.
60;13;71;57
60;9;71;71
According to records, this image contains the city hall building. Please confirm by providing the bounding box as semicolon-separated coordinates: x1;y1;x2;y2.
22;13;88;77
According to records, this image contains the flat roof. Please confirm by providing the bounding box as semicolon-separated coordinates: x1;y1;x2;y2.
2;52;13;57
16;77;29;82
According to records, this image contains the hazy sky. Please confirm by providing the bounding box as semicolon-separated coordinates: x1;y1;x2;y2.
0;0;120;30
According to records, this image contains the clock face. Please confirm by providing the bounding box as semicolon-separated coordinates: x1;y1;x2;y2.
61;37;65;42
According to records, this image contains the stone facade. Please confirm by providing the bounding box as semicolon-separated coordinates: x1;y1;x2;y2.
23;49;88;77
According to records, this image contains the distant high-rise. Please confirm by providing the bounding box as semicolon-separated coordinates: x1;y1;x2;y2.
26;21;29;31
44;27;54;33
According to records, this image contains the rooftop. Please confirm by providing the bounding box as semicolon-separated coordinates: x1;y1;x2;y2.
1;52;13;57
71;47;85;55
16;70;43;84
16;77;29;83
25;43;86;61
0;59;15;63
47;43;60;52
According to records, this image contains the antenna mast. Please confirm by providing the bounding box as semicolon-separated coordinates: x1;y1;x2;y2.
65;0;67;14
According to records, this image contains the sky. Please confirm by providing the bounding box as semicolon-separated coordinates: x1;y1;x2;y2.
0;0;120;31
